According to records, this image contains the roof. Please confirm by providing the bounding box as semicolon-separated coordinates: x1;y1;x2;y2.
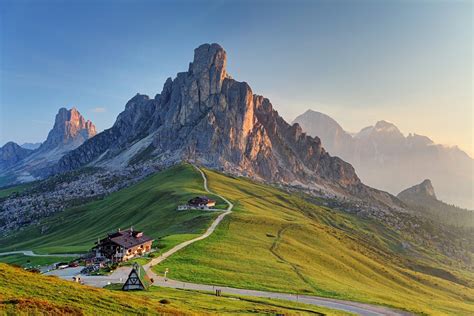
188;196;216;205
108;229;154;249
122;263;151;290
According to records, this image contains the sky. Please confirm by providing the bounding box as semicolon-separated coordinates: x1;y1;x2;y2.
0;0;472;156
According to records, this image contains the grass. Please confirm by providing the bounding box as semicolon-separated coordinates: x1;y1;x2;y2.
0;263;352;315
0;254;73;268
151;167;474;315
0;182;34;198
0;165;224;255
1;164;473;314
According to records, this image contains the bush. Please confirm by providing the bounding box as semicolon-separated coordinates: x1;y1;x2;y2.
159;299;170;304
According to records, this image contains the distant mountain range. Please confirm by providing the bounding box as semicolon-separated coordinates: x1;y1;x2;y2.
0;107;96;184
293;110;474;209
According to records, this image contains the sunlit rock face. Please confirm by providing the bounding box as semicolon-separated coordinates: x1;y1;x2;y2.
56;43;401;207
39;107;96;152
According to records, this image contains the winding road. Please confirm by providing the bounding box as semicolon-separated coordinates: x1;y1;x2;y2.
143;165;233;269
143;165;408;316
7;165;409;315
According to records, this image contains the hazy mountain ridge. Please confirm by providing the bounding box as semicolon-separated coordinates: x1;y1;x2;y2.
53;43;401;209
0;142;33;170
293;110;474;209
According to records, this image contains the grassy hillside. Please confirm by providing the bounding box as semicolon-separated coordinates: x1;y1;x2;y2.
151;168;474;315
0;165;225;255
1;164;473;314
0;182;34;198
0;254;72;268
0;263;351;315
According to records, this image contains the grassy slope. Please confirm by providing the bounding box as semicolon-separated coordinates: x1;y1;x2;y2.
0;254;72;268
1;164;472;314
152;168;474;315
0;182;34;198
0;263;351;315
0;165;225;254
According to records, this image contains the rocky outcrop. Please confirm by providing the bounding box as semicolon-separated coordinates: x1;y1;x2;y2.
0;107;97;184
292;110;354;159
0;142;33;170
39;107;96;152
398;180;473;227
54;43;401;207
398;179;437;201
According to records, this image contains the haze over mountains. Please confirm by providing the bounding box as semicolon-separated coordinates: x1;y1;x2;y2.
293;110;474;209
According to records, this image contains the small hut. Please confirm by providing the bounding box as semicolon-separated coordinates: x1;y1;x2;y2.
122;263;151;291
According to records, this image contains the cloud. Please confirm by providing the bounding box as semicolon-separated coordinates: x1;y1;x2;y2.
92;107;106;113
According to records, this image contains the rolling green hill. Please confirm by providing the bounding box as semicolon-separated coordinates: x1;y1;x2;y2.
0;263;349;315
152;168;474;315
0;164;473;315
0;165;225;254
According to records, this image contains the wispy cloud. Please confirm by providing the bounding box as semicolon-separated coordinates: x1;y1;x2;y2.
92;107;106;113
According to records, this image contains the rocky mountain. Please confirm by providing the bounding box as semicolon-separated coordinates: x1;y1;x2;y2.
398;179;474;227
20;142;41;150
293;110;474;209
398;179;437;200
54;43;400;208
0;108;96;184
292;110;354;159
39;107;96;152
0;142;33;170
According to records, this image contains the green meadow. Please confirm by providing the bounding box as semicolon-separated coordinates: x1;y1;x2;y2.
152;167;474;315
0;165;224;255
0;164;473;315
0;182;35;198
0;254;72;268
0;263;351;315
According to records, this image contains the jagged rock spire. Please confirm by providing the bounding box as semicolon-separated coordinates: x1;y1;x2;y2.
40;107;96;151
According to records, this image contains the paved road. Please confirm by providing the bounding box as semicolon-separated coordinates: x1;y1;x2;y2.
143;164;233;270
143;165;408;316
7;165;410;315
152;276;408;316
0;250;80;257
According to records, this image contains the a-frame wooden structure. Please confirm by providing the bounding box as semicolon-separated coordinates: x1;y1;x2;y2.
122;263;151;291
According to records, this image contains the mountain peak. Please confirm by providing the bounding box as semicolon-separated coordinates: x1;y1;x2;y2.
0;141;33;170
40;107;96;151
398;179;437;200
374;120;400;132
190;43;227;76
